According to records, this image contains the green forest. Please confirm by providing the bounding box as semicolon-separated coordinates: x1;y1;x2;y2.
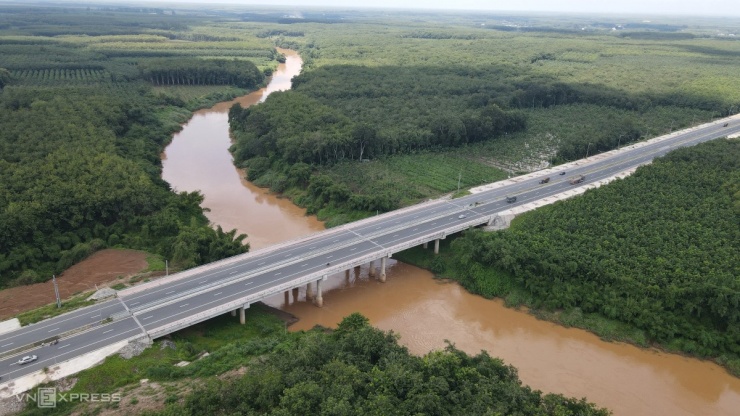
401;139;740;374
0;5;283;287
229;12;740;224
18;311;608;415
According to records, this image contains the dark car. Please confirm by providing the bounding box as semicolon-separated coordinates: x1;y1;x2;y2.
506;196;517;203
559;171;566;175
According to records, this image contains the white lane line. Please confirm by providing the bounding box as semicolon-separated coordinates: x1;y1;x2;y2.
393;234;398;237
91;314;101;318
143;316;153;320
258;262;265;266
230;271;238;274
326;255;333;259
332;239;338;242
165;291;175;295
285;254;291;257
213;292;222;296
130;302;139;306
58;344;69;349
301;263;308;267
244;281;254;286
275;272;282;276
350;247;356;251
48;328;59;333
309;246;316;249
200;280;207;284
180;304;189;308
103;329;113;334
1;343;13;348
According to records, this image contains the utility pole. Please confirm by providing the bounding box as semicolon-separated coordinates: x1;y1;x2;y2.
457;170;461;193
165;260;169;276
585;143;592;159
52;275;61;308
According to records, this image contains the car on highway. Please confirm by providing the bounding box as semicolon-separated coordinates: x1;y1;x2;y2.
506;196;517;203
724;123;729;127
458;214;466;219
17;355;37;365
559;171;566;175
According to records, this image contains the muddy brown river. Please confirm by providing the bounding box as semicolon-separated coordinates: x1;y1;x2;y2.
161;49;740;415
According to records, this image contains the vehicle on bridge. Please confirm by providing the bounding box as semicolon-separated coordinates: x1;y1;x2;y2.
570;175;585;185
506;196;517;203
539;177;550;184
458;214;466;219
17;355;37;365
724;123;729;127
559;171;566;175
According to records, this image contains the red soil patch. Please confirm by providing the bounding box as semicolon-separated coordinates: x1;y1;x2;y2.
0;249;148;320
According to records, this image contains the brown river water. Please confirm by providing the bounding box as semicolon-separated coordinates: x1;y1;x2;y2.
161;49;740;416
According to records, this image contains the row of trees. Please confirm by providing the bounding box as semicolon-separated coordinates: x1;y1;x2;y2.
447;140;739;363
139;58;263;88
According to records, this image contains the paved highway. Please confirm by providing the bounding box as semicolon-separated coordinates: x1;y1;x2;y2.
1;118;738;382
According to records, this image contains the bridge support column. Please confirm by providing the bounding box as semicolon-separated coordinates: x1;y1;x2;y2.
434;239;440;254
345;269;350;280
379;256;387;283
315;277;324;308
368;260;375;277
292;287;299;302
239;305;247;325
354;265;361;278
231;310;236;317
284;291;290;305
423;241;428;249
306;282;314;301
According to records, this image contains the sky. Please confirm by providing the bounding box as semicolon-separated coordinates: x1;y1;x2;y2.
142;0;740;17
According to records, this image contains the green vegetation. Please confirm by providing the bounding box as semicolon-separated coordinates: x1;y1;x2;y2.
0;4;291;287
399;140;740;375
17;311;607;415
16;291;96;326
229;11;739;225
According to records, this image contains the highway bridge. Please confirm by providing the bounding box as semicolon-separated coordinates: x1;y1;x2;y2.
1;117;738;385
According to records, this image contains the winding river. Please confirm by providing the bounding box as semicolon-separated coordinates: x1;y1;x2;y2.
161;49;740;415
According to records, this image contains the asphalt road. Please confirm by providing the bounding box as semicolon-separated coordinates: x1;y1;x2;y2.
1;118;737;382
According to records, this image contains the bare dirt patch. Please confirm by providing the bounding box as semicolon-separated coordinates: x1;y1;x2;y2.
0;249;148;320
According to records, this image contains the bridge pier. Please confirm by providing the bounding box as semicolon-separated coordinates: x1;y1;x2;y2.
292;287;299;302
284;291;290;305
239;304;250;325
354;265;361;278
315;277;324;307
369;260;375;277
306;282;314;301
434;239;440;254
379;256;387;283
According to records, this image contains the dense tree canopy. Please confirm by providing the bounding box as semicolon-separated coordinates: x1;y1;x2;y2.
447;140;739;364
150;314;609;416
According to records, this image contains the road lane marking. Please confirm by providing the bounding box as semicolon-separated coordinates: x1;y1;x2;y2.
143;316;153;320
326;255;333;259
213;292;222;296
165;291;175;295
258;262;265;266
275;272;282;276
350;247;356;251
59;344;69;349
245;282;253;286
180;304;189;308
130;302;139;306
230;271;238;274
1;343;13;348
48;328;59;333
103;329;113;334
91;314;100;318
301;263;308;266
